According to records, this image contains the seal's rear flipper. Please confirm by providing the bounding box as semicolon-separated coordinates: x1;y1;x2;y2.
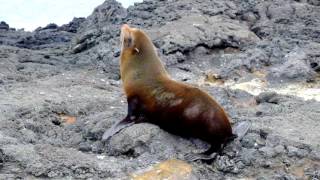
233;121;251;140
184;142;222;162
184;121;251;162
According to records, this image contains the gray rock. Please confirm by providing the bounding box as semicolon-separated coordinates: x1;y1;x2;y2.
258;159;273;168
59;17;85;33
37;23;58;31
269;49;316;82
0;132;19;145
148;15;259;55
78;142;92;152
239;148;259;166
310;149;320;161
0;21;9;30
0;148;5;169
287;146;308;158
241;133;265;148
256;92;282;104
72;42;90;54
214;155;239;174
274;145;286;155
259;146;277;158
304;165;320;180
106;123;195;158
233;121;251;140
273;173;297;180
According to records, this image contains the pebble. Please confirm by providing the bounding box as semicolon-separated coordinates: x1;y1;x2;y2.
287;146;308;158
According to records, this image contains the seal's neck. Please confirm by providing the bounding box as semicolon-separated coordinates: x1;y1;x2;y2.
121;53;169;85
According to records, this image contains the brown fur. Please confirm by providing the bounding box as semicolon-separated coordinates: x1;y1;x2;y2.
104;24;233;152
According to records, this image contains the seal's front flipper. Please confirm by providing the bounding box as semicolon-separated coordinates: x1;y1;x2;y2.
102;96;145;141
184;152;218;162
102;117;135;141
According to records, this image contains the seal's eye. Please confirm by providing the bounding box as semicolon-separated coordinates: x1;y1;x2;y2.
124;36;133;48
127;37;132;46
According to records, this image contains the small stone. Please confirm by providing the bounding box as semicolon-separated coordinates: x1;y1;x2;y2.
0;21;9;30
242;12;257;23
72;42;88;54
214;156;239;174
273;173;296;180
256;111;263;116
282;159;291;167
236;161;246;170
240;148;258;166
20;129;37;143
256;177;268;180
266;135;281;147
287;146;299;157
78;142;92;152
91;142;104;153
309;149;320;161
241;133;262;148
304;166;320;179
259;129;269;139
0;149;5;169
39;23;58;31
259;147;276;158
233;121;251;140
261;160;272;168
16;64;25;71
255;92;279;104
274;145;285;155
97;155;105;160
287;146;308;158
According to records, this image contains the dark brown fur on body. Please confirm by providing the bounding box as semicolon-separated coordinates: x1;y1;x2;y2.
103;24;234;154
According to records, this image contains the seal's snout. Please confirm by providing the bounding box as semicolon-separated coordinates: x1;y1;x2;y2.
121;24;131;40
121;24;130;30
121;24;130;34
120;24;133;49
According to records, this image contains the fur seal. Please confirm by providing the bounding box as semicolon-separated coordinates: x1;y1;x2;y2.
103;24;238;159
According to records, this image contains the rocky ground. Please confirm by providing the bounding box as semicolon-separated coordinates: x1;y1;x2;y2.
0;0;320;179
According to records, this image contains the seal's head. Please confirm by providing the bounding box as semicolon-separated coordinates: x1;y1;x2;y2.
119;24;168;83
120;24;156;61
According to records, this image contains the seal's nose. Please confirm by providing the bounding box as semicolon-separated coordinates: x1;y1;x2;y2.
120;24;132;48
121;24;130;31
121;24;130;38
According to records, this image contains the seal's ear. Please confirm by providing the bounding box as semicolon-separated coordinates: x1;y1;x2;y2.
134;47;140;54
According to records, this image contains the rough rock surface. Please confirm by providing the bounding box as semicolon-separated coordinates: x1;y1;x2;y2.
0;21;10;31
0;0;319;179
